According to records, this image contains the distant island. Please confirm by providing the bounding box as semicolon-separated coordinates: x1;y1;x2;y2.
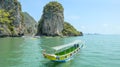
0;0;83;37
85;33;101;35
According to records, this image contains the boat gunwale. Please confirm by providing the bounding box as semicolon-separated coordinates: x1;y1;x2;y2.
44;46;80;57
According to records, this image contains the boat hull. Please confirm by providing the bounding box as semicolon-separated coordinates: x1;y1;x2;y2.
43;47;80;62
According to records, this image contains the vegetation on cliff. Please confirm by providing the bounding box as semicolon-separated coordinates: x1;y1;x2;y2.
0;9;16;36
0;9;14;24
62;22;83;36
43;1;63;13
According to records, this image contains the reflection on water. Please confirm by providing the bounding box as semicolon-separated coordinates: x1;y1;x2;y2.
41;60;73;67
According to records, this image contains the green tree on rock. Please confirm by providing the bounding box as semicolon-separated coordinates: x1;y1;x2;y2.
0;9;10;24
62;22;83;36
0;9;15;34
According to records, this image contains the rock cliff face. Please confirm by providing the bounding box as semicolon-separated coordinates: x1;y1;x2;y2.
0;0;24;37
37;1;64;36
22;12;37;35
37;1;83;36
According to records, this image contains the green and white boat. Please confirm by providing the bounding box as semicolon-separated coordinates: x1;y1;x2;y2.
43;40;83;62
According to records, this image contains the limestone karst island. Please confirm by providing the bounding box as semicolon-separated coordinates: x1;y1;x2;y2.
0;0;83;37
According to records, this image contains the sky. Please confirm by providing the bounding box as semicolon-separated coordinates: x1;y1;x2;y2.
19;0;120;34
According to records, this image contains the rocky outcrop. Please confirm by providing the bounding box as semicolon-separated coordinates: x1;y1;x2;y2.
0;0;24;37
37;1;83;36
22;12;37;36
37;1;64;36
62;22;83;36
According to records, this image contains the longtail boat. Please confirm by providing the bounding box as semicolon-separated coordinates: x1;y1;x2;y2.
43;40;83;62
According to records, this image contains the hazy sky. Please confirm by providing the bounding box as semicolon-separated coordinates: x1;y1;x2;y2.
19;0;120;34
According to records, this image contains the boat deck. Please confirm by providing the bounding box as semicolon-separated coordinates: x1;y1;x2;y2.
55;46;78;55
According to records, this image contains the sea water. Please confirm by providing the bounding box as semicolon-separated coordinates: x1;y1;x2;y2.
0;35;120;67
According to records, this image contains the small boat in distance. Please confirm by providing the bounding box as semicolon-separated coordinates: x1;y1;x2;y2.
43;40;84;62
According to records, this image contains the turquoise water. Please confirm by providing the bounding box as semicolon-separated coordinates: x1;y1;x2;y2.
0;35;120;67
